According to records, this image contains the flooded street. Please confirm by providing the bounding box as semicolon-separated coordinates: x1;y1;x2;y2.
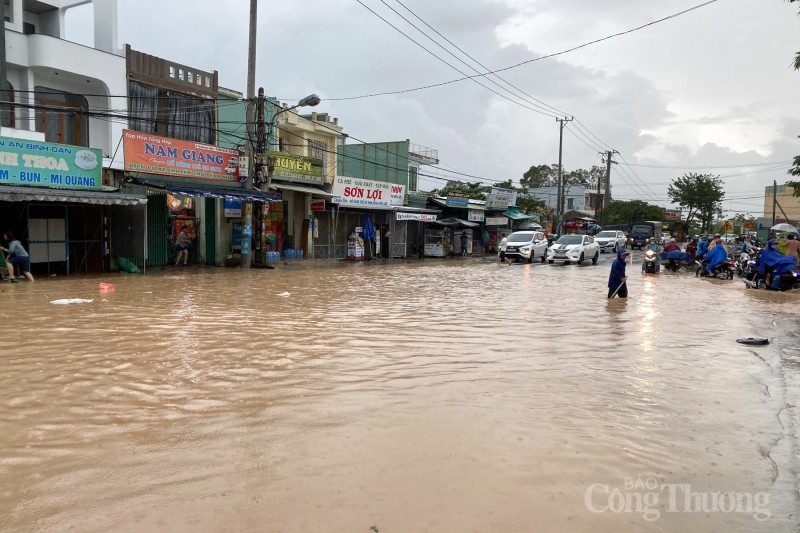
2;256;800;532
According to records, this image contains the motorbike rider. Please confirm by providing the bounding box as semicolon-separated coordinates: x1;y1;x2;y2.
757;238;798;288
707;233;721;252
642;239;661;272
685;237;698;259
697;235;710;257
741;235;756;255
703;235;728;275
663;238;680;253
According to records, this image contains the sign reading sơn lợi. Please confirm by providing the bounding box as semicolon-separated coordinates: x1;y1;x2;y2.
0;137;103;189
331;176;405;207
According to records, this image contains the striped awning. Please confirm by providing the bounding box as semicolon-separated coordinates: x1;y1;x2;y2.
131;179;281;203
0;185;147;206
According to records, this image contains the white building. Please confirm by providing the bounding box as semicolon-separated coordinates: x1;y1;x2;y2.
3;0;125;167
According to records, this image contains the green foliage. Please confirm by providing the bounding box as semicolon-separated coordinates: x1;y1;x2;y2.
521;163;606;189
667;173;725;233
602;200;664;226
789;154;800;180
432;180;491;200
787;180;800;196
521;165;557;188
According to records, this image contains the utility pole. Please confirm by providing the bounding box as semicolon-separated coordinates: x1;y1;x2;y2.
555;117;573;234
599;150;618;224
772;179;777;227
241;0;258;268
0;0;8;128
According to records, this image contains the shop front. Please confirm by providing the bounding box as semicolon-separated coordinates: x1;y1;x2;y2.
328;175;410;259
122;130;278;267
428;197;487;254
423;217;480;258
0;136;147;275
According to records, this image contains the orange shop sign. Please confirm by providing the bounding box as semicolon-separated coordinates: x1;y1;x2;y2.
122;130;240;182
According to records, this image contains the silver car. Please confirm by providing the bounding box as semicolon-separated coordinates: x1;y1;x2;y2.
594;230;627;253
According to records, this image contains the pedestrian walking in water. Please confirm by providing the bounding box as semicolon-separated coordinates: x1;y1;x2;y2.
1;231;34;282
608;248;630;299
461;232;469;257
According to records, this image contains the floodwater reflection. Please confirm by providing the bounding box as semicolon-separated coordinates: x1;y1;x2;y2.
0;258;798;532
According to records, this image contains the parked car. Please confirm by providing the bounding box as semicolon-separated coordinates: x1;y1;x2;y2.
547;234;601;265
500;231;548;263
722;234;738;244
594;230;627;253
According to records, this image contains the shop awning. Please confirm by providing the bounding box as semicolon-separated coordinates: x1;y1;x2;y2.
131;178;280;202
271;182;337;199
0;184;147;206
429;197;487;210
430;217;480;228
503;209;536;220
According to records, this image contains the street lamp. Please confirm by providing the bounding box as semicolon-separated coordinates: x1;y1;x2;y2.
256;93;322;188
269;93;322;148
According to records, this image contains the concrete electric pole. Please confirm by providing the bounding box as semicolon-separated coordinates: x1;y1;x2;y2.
555;117;573;233
600;150;618;223
241;0;258;268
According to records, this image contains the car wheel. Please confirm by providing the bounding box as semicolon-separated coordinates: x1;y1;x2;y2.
527;253;533;264
579;253;584;265
613;244;618;253
548;260;554;264
540;254;546;263
592;252;599;265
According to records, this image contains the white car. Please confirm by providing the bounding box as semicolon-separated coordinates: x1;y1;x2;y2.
500;231;548;263
547;234;601;265
594;230;627;253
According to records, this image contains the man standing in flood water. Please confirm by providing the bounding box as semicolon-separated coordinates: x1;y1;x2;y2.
608;248;630;299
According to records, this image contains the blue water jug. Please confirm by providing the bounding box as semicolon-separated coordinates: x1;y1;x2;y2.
294;249;302;260
284;248;293;260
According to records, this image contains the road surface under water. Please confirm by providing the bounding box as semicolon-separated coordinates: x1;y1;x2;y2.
1;254;799;532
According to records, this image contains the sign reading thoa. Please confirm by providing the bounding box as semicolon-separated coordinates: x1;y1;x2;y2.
0;137;103;189
331;176;405;208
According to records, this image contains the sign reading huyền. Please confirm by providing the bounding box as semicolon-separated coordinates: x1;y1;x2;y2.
123;130;240;182
332;176;405;208
0;137;103;189
268;150;324;185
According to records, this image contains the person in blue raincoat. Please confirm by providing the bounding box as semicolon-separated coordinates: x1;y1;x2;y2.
608;248;631;299
757;239;798;287
696;235;710;257
704;235;728;274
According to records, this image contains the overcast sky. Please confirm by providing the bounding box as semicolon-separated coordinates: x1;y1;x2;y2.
67;0;800;217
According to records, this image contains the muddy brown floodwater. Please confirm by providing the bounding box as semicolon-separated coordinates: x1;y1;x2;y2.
1;256;800;532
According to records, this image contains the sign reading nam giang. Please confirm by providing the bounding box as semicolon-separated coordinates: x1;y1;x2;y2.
123;130;240;182
0;137;103;189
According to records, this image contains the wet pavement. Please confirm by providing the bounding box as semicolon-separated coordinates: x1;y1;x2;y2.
1;254;799;532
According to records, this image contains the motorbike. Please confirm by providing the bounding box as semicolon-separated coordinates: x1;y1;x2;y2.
695;257;735;279
642;249;660;274
735;248;761;277
744;267;800;291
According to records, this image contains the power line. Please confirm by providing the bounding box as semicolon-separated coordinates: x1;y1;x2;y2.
325;0;719;102
390;0;568;117
355;0;561;118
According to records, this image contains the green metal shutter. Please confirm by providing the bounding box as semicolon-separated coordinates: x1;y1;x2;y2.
146;193;168;267
205;197;216;265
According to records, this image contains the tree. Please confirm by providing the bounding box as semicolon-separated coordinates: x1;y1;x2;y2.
667;173;725;233
602;200;664;227
433;180;490;200
521;165;557;188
